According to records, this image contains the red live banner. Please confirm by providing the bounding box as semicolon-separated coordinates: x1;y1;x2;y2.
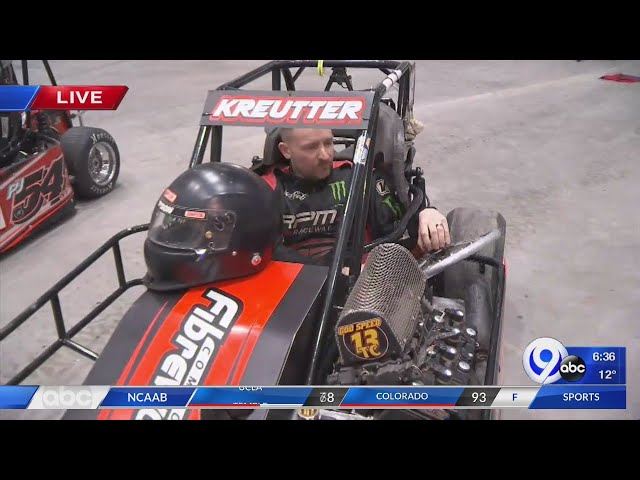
29;86;128;110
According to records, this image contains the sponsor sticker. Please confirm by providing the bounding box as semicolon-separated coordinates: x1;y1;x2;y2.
163;188;177;202
185;210;207;220
376;178;390;196
329;180;347;202
337;317;389;361
201;90;375;129
136;289;242;420
209;96;366;126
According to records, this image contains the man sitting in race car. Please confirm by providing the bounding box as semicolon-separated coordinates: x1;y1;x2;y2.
262;127;451;266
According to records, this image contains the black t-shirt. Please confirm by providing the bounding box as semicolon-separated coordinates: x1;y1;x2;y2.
264;162;407;265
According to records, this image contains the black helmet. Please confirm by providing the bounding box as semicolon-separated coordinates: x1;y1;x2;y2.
143;162;282;291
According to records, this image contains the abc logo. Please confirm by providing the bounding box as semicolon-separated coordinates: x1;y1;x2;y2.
559;355;587;382
32;386;104;409
41;387;93;408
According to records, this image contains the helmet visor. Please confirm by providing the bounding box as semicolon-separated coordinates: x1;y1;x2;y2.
148;199;237;252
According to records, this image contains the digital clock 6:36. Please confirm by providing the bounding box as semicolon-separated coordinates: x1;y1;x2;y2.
593;351;616;362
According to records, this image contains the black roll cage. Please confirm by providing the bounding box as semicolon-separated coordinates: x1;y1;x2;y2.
188;60;414;384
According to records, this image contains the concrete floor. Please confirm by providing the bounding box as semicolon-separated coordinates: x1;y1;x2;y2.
1;60;638;420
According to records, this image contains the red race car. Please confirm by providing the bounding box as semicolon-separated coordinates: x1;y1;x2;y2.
2;61;508;421
0;60;120;255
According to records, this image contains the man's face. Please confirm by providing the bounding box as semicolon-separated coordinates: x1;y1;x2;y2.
278;129;334;181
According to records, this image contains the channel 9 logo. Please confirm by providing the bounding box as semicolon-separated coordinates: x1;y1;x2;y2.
523;337;586;384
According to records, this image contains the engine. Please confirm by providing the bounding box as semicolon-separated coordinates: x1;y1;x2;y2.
320;242;488;421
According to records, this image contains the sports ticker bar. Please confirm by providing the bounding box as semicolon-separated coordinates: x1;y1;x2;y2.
0;385;626;410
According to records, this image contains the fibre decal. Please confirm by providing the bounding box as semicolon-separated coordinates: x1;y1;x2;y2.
135;288;242;420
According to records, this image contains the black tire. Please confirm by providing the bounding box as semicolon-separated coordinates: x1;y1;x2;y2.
441;207;507;388
60;126;120;199
441;207;506;306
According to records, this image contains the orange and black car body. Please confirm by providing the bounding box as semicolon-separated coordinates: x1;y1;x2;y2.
63;260;329;420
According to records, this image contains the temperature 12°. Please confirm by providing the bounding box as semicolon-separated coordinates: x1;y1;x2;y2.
599;369;617;380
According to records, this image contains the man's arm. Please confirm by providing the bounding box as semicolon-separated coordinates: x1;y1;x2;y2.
368;172;410;240
272;238;333;266
273;242;314;264
416;207;451;253
368;171;450;253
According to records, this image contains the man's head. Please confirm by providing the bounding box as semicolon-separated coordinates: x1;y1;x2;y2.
277;128;334;181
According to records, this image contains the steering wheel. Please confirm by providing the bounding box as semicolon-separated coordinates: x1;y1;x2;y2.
362;183;425;254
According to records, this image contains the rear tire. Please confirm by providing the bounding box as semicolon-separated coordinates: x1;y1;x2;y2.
441;207;506;306
441;207;507;387
60;126;120;199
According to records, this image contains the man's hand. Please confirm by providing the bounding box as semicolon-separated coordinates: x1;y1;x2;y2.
417;208;451;253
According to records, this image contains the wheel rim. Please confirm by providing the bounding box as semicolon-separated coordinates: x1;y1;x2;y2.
88;142;117;186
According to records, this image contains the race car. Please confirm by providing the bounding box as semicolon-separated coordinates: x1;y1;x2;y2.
0;60;507;420
0;60;120;255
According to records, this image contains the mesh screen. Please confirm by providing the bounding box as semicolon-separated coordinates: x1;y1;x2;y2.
340;243;426;349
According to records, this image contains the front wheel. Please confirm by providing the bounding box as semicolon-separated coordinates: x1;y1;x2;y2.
60;126;120;199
